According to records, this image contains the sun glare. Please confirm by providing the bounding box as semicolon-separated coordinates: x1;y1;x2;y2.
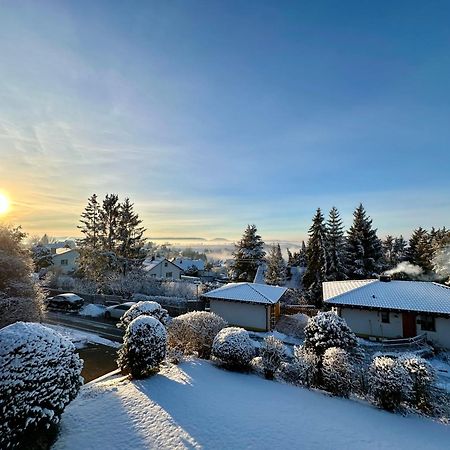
0;193;10;214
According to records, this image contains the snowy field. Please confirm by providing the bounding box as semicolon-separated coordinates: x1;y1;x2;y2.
54;360;449;450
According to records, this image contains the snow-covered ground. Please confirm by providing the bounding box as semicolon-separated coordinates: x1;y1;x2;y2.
54;360;449;450
44;324;120;349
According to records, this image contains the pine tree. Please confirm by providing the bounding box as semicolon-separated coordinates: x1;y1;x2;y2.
78;194;101;250
117;198;146;274
325;207;347;281
393;235;407;263
346;204;383;279
408;228;434;272
302;208;327;306
382;235;395;268
230;225;265;281
99;194;121;252
265;244;286;286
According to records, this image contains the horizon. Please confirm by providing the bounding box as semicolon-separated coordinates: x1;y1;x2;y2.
1;1;449;239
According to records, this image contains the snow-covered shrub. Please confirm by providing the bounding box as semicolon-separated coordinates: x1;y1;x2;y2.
399;354;437;413
275;313;308;338
250;356;265;376
117;301;170;330
322;347;354;397
117;316;167;379
303;312;357;356
260;336;285;379
291;345;320;387
167;311;227;359
0;322;83;449
368;355;412;411
212;327;256;370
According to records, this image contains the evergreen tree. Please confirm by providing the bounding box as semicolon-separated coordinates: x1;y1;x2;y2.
78;194;101;250
99;193;120;252
408;228;434;272
346;204;383;279
302;208;327;306
382;235;395;268
298;241;307;267
393;235;408;263
265;244;286;286
117;198;146;274
325;207;347;281
286;248;294;266
230;225;265;281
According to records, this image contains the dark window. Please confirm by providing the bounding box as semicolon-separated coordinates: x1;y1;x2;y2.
421;315;436;332
61;259;68;266
164;262;168;267
166;272;172;278
381;311;390;324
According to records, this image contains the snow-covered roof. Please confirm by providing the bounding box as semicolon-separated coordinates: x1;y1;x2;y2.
172;258;205;271
203;282;287;305
143;258;165;271
324;280;450;315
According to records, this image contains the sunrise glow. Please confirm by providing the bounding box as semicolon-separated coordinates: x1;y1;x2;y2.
0;193;10;214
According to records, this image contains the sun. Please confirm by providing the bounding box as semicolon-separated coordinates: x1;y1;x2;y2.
0;193;10;214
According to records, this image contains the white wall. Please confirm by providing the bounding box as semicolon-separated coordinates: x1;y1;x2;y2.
147;261;182;279
52;250;79;274
210;299;268;331
339;308;403;339
418;316;450;349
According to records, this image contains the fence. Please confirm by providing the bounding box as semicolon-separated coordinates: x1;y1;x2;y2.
281;304;319;317
380;333;428;348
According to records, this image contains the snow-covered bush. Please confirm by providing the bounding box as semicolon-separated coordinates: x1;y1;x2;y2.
212;327;256;370
117;301;170;330
322;347;354;397
167;311;227;359
303;311;357;356
260;336;285;379
368;355;412;411
291;345;320;387
399;354;437;413
0;322;83;449
117;316;167;379
275;313;308;338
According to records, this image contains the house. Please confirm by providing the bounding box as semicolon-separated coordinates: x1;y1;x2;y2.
143;257;183;280
202;282;287;331
172;258;205;274
323;277;450;349
45;240;76;255
51;249;79;274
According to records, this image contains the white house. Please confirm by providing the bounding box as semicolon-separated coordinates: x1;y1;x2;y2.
51;249;80;274
324;278;450;349
202;282;287;331
143;257;183;280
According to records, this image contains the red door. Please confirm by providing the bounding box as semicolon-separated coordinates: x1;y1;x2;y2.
402;312;416;338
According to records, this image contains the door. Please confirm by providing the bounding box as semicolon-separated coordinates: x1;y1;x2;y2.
402;312;417;338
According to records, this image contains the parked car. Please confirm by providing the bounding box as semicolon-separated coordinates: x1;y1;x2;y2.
104;302;137;320
45;293;84;311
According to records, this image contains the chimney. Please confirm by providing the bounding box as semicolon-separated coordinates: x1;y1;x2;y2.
379;274;392;282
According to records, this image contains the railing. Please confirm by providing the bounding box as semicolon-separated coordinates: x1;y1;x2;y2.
380;333;428;348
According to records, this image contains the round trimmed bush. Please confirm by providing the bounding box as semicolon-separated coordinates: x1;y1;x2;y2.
168;311;227;359
212;327;255;370
117;301;170;330
260;336;285;380
0;322;83;449
117;315;167;378
368;355;412;411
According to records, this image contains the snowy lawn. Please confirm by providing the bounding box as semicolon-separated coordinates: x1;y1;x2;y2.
54;360;449;450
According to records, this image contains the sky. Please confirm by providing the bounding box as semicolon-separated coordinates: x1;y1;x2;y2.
0;0;449;241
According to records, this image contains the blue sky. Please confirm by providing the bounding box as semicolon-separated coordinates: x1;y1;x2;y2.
0;0;449;240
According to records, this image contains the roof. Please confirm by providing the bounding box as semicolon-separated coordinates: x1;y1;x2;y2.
202;282;287;305
52;249;79;258
324;280;450;315
172;258;205;271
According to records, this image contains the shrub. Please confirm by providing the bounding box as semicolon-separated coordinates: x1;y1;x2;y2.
168;311;227;359
303;311;357;357
0;322;83;449
117;301;170;330
117;316;167;379
212;327;255;370
322;347;353;397
291;345;320;387
260;336;285;379
368;355;412;411
399;354;437;413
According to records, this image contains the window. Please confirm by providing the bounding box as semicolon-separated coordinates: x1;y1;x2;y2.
61;259;68;266
421;315;436;332
165;272;172;278
164;262;168;267
381;311;390;324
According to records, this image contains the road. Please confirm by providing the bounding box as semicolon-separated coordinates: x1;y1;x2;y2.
42;310;124;342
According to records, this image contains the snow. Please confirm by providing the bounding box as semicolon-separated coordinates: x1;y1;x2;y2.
203;282;287;304
79;304;106;317
44;324;121;349
54;360;450;450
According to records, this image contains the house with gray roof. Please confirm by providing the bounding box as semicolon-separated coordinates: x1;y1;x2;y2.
202;282;287;331
324;277;450;348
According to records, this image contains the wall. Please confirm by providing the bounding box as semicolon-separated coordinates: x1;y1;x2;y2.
52;251;79;274
338;308;403;339
147;261;182;279
210;299;268;331
417;316;450;349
